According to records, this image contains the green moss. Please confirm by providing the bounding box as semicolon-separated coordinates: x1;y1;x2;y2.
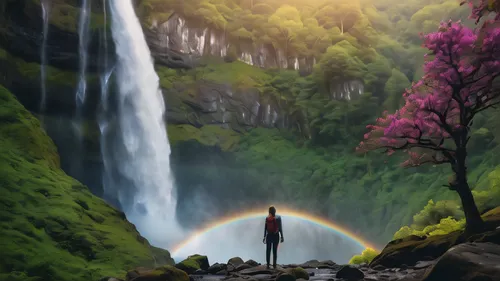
349;248;379;265
174;254;209;274
0;47;79;87
30;0;106;33
147;265;189;281
174;259;200;274
168;124;240;151
156;61;271;92
0;85;173;281
197;61;272;91
286;267;309;280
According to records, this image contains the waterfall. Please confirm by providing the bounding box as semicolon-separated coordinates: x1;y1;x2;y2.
75;0;91;125
100;0;110;109
106;0;181;247
39;0;50;116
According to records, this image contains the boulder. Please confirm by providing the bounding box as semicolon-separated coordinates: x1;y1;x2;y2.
285;268;309;280
188;255;210;270
245;260;260;267
126;265;189;281
194;269;207;275
207;263;227;274
369;231;464;268
235;264;253;271
276;273;296;281
335;265;364;281
175;254;210;274
423;242;500;281
297;260;337;269
239;265;274;276
215;270;228;275
228;257;245;266
370;213;500;270
126;268;151;280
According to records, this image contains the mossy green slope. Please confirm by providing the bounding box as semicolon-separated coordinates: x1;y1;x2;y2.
0;85;173;281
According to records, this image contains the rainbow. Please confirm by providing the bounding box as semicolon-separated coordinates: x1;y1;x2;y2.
171;206;380;256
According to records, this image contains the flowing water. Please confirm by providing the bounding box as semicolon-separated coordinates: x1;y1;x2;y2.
73;0;91;137
39;0;50;116
76;0;91;109
106;0;182;247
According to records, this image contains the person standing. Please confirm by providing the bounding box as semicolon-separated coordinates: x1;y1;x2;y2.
263;206;284;269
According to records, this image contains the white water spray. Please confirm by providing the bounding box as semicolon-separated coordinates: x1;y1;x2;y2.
40;0;50;114
107;0;182;247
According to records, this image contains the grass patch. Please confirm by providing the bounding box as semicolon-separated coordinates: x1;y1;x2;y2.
168;124;240;151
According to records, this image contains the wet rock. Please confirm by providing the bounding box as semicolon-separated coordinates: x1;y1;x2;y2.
245;260;260;267
228;257;245;267
276;273;296;281
372;265;386;271
251;274;275;281
285;268;309;280
225;277;259;281
236;264;253;271
239;266;274;276
298;260;337;269
216;270;228;276
195;269;208;275
125;265;189;281
413;260;435;269
423;242;500;281
208;263;227;274
335;265;364;281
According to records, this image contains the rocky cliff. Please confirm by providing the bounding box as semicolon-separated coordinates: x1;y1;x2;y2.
145;13;315;72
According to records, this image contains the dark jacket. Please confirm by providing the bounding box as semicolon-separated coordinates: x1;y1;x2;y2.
264;215;283;238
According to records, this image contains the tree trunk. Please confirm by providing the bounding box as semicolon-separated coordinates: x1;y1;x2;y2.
456;180;484;232
454;146;484;233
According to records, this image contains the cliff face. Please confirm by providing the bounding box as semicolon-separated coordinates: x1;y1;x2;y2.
0;0;109;72
146;13;315;73
165;80;289;130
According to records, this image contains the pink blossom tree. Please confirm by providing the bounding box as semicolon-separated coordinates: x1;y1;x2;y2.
461;0;500;23
357;20;500;232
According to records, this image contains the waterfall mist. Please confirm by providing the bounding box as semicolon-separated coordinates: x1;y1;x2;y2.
172;216;366;264
104;0;182;248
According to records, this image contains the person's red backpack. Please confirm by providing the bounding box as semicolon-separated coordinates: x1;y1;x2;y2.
266;215;279;234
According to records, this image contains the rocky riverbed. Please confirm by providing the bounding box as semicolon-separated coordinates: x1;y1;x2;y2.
100;239;500;281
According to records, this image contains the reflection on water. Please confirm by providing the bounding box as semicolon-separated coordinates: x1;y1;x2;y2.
172;216;366;264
